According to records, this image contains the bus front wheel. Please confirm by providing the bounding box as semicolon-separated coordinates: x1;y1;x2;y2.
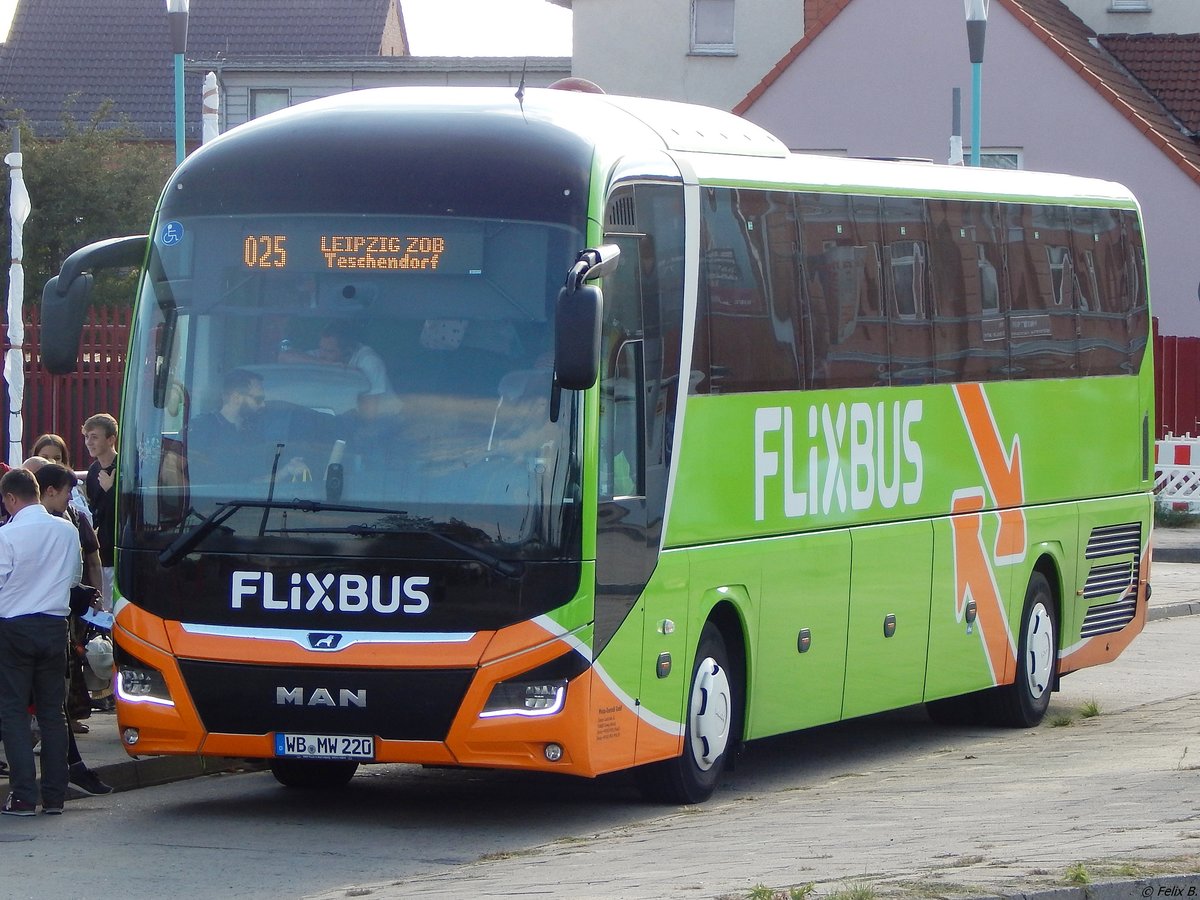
269;758;359;789
636;622;738;804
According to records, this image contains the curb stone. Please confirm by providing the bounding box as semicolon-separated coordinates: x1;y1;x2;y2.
979;875;1200;900
76;755;267;796
1147;602;1200;621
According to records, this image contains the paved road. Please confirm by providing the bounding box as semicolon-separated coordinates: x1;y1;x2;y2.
9;527;1196;900
305;615;1200;900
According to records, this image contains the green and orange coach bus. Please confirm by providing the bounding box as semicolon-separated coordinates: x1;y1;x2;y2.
43;87;1153;803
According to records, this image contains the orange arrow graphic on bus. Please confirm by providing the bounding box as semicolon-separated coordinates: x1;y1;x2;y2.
951;383;1025;683
954;382;1027;563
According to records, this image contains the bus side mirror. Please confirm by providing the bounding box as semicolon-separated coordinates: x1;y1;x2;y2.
40;272;95;374
554;283;603;391
38;234;148;375
553;244;619;392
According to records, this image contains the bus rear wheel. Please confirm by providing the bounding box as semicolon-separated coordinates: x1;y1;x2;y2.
636;622;738;805
269;758;359;789
988;571;1058;727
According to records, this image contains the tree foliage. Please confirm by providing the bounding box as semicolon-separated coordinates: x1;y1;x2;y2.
1;101;174;307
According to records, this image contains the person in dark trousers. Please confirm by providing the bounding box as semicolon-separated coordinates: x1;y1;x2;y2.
0;468;82;815
30;461;112;798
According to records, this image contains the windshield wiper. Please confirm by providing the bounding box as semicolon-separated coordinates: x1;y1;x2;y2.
157;501;247;566
157;498;523;578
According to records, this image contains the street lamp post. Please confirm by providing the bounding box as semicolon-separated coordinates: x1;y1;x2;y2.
167;0;189;166
964;0;989;167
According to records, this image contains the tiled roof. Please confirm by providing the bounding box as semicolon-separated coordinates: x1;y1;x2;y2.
1100;32;1200;136
0;0;398;140
733;0;1200;189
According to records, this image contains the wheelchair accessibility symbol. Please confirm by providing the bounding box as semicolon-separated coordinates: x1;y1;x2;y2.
160;221;184;246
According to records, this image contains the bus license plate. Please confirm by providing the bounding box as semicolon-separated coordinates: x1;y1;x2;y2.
274;733;375;761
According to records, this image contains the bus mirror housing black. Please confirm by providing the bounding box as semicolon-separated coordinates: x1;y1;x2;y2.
40;235;148;374
554;283;603;391
41;272;95;375
553;244;619;392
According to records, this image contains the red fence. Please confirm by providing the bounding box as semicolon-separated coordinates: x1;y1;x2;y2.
3;305;129;468
1155;327;1200;439
3;307;1199;460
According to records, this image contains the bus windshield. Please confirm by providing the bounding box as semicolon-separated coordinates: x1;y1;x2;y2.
124;212;584;563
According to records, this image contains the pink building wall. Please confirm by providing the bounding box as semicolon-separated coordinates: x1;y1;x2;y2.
741;0;1200;337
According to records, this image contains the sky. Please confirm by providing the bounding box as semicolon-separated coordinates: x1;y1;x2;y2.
0;0;572;55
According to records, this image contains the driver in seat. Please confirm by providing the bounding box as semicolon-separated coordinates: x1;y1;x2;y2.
187;369;310;484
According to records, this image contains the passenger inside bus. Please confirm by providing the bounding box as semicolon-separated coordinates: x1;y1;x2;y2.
277;320;403;420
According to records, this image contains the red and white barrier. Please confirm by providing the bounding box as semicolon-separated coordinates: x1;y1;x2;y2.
1155;436;1200;511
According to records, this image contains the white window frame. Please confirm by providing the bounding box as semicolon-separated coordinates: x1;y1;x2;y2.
690;0;736;56
250;88;291;120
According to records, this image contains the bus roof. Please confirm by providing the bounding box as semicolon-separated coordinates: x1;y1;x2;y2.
209;86;1138;210
679;151;1140;208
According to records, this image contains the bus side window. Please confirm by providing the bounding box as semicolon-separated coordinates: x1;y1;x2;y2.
1077;207;1129;376
598;221;646;500
798;193;886;389
881;196;934;385
602;340;645;498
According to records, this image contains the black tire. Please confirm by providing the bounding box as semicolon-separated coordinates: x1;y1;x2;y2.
636;623;738;805
986;571;1058;727
269;758;359;789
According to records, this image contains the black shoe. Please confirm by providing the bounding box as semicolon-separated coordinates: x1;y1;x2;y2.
69;763;113;796
42;803;64;815
2;793;37;816
0;759;8;777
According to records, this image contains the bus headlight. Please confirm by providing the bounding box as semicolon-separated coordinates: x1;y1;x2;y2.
480;679;567;718
116;657;175;707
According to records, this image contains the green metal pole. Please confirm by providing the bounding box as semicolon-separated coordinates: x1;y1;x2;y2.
175;52;185;165
970;61;982;167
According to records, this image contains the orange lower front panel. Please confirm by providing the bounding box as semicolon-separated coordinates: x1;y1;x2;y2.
118;675;617;777
112;610;665;778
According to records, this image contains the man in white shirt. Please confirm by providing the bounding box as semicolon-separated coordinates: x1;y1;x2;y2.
0;468;84;816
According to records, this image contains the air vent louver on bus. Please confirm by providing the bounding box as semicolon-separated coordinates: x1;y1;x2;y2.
1084;522;1142;559
1079;597;1139;639
607;195;637;229
1079;522;1141;638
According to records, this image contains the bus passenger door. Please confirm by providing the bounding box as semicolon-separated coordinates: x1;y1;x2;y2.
591;229;655;771
592;182;688;770
842;521;933;718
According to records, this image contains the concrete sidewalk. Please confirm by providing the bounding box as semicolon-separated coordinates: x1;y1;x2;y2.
52;525;1200;796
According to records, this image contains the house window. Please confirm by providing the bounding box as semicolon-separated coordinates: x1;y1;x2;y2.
691;0;735;55
250;89;290;119
964;149;1023;169
1109;1;1150;11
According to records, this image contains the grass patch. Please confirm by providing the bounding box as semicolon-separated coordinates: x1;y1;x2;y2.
1080;699;1102;719
745;885;816;900
1050;714;1075;727
827;885;878;900
1064;862;1091;885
